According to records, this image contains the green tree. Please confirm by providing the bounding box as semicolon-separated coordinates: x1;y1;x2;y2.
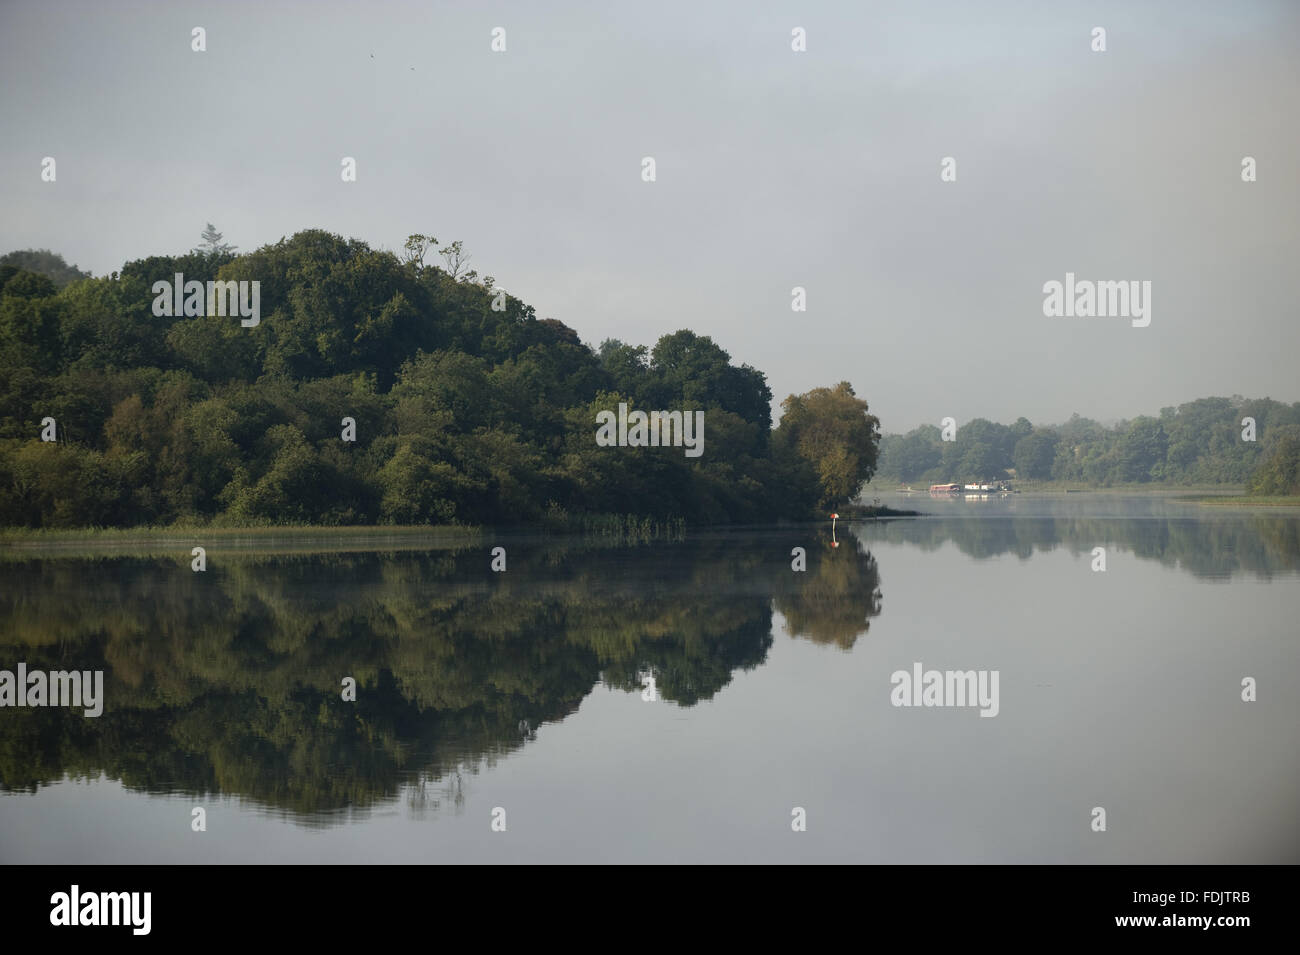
957;441;1004;482
775;382;880;508
1013;430;1059;480
878;427;942;482
1115;417;1169;482
648;330;773;440
1247;426;1300;496
195;223;237;257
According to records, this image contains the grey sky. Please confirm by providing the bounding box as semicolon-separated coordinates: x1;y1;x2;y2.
2;0;1296;432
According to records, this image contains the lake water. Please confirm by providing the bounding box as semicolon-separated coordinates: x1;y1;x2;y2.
1;495;1297;863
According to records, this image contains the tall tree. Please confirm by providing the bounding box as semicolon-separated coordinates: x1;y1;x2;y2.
195;223;237;257
775;382;881;508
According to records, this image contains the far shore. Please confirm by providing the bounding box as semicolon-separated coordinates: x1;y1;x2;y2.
1178;495;1300;507
866;482;1300;508
867;482;1250;496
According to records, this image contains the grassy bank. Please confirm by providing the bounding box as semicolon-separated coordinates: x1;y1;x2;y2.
0;523;483;558
1180;495;1300;507
0;514;692;558
0;523;477;541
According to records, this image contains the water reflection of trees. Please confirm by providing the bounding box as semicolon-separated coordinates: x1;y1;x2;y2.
774;542;883;649
3;511;1290;820
860;513;1300;579
0;535;883;820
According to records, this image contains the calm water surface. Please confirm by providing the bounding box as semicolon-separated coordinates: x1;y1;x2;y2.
1;495;1297;863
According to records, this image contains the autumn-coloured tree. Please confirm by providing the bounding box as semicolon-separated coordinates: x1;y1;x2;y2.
775;382;881;508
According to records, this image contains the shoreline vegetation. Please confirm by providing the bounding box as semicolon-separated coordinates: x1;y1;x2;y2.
870;481;1252;495
7;488;1297;552
0;512;696;554
872;479;1300;502
0;523;483;558
871;480;1300;502
840;503;920;519
0;509;915;552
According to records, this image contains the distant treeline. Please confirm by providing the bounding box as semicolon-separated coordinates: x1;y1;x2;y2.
0;232;880;528
875;400;1300;493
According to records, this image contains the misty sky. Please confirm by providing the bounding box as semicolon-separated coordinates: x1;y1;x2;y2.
2;0;1296;432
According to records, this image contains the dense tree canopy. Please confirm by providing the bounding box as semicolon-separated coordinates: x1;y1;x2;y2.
0;230;883;528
